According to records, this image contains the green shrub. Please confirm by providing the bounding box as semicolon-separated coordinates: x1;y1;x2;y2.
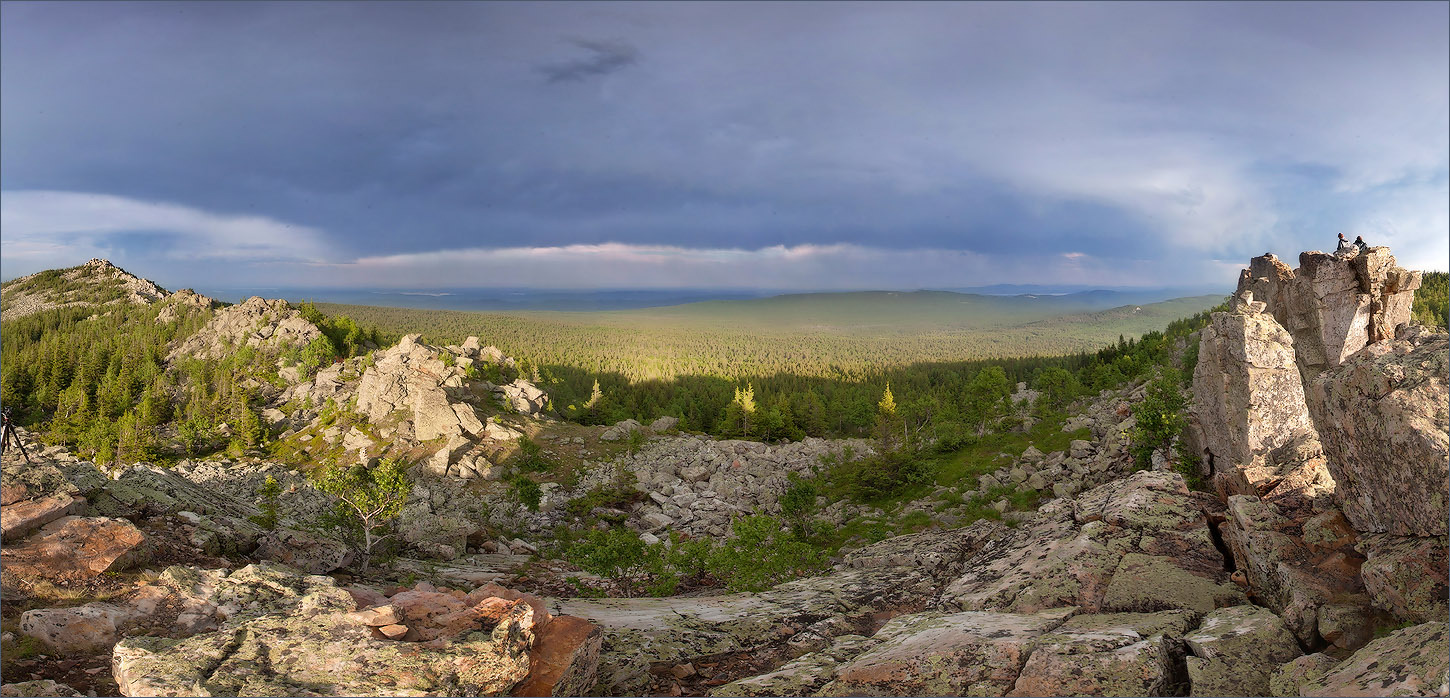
512;475;542;512
707;514;827;592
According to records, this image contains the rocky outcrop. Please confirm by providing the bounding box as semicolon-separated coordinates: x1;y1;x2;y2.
110;566;598;698
1191;293;1318;483
561;523;1004;694
1269;621;1449;697
942;471;1244;615
1236;248;1421;380
168;296;322;360
0;258;170;320
1306;333;1449;537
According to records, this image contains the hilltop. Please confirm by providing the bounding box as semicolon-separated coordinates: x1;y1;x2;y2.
0;258;215;321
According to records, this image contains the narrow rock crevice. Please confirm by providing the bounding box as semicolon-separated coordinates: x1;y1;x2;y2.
1205;520;1235;574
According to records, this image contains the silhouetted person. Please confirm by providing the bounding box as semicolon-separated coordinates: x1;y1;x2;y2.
1354;235;1369;253
1336;233;1353;253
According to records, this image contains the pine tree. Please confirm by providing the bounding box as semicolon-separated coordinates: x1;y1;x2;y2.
733;383;756;435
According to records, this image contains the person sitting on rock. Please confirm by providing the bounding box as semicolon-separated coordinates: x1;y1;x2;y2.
1354;235;1369;252
1336;233;1354;253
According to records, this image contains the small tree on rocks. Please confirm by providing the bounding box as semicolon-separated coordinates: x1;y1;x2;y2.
314;458;410;572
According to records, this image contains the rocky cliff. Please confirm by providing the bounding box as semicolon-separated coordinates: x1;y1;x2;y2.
0;258;207;320
1191;245;1448;692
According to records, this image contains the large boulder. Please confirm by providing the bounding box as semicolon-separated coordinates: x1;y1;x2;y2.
1269;621;1449;697
20;603;143;654
0;516;148;579
1190;299;1318;476
0;492;85;542
1306;334;1449;537
1009;611;1197;697
817;608;1076;697
1182;604;1302;696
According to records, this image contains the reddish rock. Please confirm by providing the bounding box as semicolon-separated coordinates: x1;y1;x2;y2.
0;482;29;506
0;494;84;542
347;604;401;627
19;603;141;653
0;516;147;579
512;615;603;697
470;582;554;631
378;623;409;640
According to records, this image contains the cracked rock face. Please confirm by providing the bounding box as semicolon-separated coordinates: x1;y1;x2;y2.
1237;248;1421;381
1307;334;1449;537
109;565;566;698
942;471;1244;615
1270;621;1450;697
1191;304;1317;472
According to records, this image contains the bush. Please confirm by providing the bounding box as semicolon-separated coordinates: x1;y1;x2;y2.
708;515;827;592
779;473;819;537
566;526;671;598
513;436;555;473
512;475;542;512
840;449;934;503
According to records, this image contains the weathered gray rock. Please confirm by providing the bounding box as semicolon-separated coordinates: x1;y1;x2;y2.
112;582;537;697
943;471;1244;615
600;419;642;441
255;528;355;574
1269;621;1448;697
1191;302;1317;475
1010;611;1197;697
0;680;83;697
355;334;492;442
649;416;680;432
168;296;321;360
20;603;142;654
560;525;1001;694
818;608;1076;697
1183;604;1302;696
1357;533;1450;624
1307;334;1449;537
499;379;549;416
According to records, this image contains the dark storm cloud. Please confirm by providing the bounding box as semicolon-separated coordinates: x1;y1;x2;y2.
538;38;640;83
1;2;1445;288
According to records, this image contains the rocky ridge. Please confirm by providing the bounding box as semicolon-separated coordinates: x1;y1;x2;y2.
1;258;210;320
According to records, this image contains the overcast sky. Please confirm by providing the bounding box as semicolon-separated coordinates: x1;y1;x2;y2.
2;1;1446;290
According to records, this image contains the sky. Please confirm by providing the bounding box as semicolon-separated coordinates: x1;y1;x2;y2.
2;1;1446;291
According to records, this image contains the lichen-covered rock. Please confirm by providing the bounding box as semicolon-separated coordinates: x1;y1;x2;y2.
1009;611;1198;697
1218;495;1374;648
1270;621;1449;697
944;471;1243;615
1191;303;1317;473
0;516;148;579
0;680;83;697
818;608;1076;697
254;528;355;574
711;635;880;697
1307;334;1449;537
112;592;536;697
20;603;142;654
168;295;321;360
1183;605;1302;696
1357;534;1450;624
511;615;603;697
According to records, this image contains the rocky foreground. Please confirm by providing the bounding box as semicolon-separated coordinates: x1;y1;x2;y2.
1;246;1446;697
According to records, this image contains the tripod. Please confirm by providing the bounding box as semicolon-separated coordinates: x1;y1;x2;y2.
1;407;30;463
